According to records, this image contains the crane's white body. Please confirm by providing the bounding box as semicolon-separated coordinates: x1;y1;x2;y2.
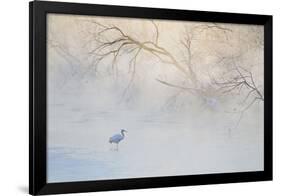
109;129;127;151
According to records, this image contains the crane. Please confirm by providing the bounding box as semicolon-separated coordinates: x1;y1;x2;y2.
109;129;127;151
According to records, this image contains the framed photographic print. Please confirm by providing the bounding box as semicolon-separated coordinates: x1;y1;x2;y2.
29;1;272;195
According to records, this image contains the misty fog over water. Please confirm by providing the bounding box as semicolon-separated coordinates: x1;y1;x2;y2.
47;14;264;182
47;80;263;182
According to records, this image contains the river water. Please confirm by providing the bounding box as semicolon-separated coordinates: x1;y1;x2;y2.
47;91;263;183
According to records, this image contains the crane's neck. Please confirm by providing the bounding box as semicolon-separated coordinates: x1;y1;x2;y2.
121;131;125;137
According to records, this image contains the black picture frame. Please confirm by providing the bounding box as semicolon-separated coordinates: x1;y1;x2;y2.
29;1;273;195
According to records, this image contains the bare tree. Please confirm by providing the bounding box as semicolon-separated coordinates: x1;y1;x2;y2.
208;55;264;130
211;58;263;108
83;19;234;103
48;16;264;134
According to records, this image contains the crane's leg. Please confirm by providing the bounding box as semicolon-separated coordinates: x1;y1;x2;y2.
109;142;113;151
116;143;119;151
